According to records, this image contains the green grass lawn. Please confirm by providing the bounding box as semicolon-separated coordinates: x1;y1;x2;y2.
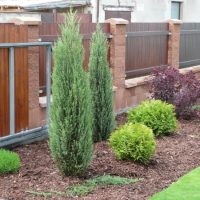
150;167;200;200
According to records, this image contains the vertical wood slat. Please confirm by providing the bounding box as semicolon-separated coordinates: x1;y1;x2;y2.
0;24;29;137
180;23;200;68
0;24;9;137
125;23;169;78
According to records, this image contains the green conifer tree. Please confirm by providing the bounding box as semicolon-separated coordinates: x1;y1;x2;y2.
89;25;115;142
49;11;93;176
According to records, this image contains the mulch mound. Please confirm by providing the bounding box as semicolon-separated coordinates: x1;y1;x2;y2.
1;113;200;200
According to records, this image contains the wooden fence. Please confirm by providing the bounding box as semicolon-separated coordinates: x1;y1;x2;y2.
1;19;200;138
125;23;169;78
180;23;200;68
0;24;29;137
39;20;110;95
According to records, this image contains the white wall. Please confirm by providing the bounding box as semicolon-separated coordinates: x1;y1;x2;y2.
182;0;200;22
90;0;135;22
90;0;200;23
0;12;41;23
133;0;171;22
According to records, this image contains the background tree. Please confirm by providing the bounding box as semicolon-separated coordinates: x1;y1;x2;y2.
49;11;93;176
89;25;115;142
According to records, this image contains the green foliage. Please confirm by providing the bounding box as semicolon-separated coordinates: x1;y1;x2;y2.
109;123;156;163
87;175;139;185
128;100;177;137
27;191;54;198
28;175;139;198
192;105;200;111
27;191;66;198
49;11;93;176
66;183;95;197
0;149;21;175
89;25;115;142
67;175;139;197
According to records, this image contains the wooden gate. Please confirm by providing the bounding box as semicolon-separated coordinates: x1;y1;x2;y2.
0;24;29;137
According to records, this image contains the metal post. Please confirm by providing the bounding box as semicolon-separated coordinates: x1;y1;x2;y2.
46;45;51;124
9;47;15;135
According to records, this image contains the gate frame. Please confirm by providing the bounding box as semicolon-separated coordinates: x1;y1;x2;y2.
0;42;52;143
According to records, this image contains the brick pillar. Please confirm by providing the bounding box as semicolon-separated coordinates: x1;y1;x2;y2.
106;18;128;112
28;22;45;129
168;19;182;68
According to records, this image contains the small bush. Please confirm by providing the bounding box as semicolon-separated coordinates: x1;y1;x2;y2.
109;123;156;163
128;100;177;137
0;149;21;175
150;66;200;119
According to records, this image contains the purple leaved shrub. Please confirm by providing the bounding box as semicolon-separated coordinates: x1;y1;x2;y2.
150;66;200;119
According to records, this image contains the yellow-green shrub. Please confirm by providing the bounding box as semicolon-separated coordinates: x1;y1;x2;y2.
109;123;156;164
128;100;177;137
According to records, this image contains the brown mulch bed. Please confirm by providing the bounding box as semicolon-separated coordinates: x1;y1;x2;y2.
1;113;200;200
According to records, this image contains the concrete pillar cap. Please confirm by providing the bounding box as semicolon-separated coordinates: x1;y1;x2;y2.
105;18;129;25
168;19;182;25
7;17;40;25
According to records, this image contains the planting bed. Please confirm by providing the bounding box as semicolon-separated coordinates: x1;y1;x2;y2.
1;113;200;200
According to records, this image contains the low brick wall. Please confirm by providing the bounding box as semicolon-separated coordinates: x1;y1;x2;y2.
116;66;200;114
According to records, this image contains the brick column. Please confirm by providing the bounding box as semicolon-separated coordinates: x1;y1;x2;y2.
106;18;128;112
168;19;182;68
28;22;45;128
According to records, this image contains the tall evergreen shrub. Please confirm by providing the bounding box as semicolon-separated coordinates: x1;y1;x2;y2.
49;12;93;176
89;25;115;142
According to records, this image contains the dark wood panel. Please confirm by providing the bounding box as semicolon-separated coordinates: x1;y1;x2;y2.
125;23;169;78
180;23;200;68
105;11;131;22
41;12;92;23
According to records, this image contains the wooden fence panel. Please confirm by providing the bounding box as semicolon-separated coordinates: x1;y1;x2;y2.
0;24;28;137
126;23;169;78
180;23;200;68
0;24;9;137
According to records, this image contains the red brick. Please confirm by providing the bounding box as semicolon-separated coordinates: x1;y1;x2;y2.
168;20;181;68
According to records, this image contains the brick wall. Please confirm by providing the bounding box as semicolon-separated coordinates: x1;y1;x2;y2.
28;23;46;129
168;20;182;68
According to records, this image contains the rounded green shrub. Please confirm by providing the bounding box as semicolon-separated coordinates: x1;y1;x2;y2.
109;123;156;163
128;100;177;137
0;149;21;175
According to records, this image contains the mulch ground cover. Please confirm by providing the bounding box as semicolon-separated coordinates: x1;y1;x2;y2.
1;112;200;200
